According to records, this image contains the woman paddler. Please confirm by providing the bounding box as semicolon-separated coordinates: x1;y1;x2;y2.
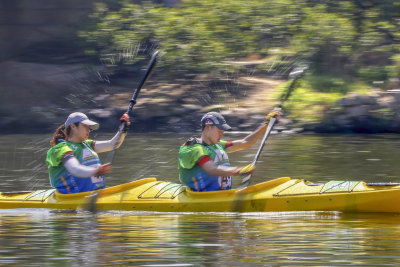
46;112;130;194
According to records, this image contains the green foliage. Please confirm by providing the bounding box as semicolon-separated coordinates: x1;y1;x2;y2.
291;4;356;75
80;0;400;85
358;66;390;84
307;75;349;94
388;54;400;79
275;75;373;123
277;82;344;122
81;0;304;75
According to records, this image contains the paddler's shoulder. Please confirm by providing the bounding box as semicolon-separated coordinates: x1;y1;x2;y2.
179;137;207;153
47;140;73;155
181;137;202;146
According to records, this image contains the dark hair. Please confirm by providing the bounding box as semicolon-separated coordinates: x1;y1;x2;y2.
202;124;214;131
50;122;80;146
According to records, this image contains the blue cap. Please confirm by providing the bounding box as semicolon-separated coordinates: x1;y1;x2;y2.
201;112;231;130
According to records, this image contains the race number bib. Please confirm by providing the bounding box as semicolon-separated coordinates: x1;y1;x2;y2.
219;176;232;190
91;175;104;184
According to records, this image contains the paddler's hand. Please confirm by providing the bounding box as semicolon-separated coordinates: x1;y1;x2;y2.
95;163;112;176
120;112;131;133
233;164;255;176
265;109;281;124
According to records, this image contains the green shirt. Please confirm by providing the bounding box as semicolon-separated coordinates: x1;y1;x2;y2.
178;139;232;191
46;140;105;193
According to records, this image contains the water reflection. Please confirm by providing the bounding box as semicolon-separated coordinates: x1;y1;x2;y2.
2;134;400;264
1;211;400;265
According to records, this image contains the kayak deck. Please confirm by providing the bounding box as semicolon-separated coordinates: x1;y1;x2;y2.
1;177;400;213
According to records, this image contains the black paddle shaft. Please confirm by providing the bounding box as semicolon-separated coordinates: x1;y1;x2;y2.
238;67;307;189
106;51;159;164
252;117;277;165
126;51;160;116
239;116;277;188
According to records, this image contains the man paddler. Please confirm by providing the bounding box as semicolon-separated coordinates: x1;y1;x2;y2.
178;110;280;191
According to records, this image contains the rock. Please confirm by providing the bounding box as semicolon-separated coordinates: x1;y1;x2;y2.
336;93;377;107
377;95;394;109
336;96;357;107
333;114;352;128
0;61;94;109
89;108;116;119
237;122;254;130
347;105;370;118
93;94;111;107
182;104;202;113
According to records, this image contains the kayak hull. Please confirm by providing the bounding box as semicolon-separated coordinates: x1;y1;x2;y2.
1;177;400;213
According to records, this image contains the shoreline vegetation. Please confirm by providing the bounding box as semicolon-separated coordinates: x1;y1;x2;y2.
1;60;400;135
1;1;400;134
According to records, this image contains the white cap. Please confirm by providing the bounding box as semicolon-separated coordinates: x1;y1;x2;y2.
65;112;99;130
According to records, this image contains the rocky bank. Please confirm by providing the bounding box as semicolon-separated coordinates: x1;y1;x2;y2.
1;60;400;134
316;90;400;133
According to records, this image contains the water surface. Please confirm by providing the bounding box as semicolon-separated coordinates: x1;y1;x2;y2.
1;133;400;266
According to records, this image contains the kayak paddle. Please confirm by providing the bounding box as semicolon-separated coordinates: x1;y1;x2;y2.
106;50;159;164
238;116;278;189
87;50;159;213
232;67;306;211
237;66;307;189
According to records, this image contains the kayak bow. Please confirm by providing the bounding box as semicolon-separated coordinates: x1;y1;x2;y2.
1;177;400;213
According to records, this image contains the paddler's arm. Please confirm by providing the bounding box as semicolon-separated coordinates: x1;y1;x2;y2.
94;131;127;153
63;154;111;177
93;113;131;153
201;161;240;177
226;110;281;153
199;157;252;177
226;124;268;153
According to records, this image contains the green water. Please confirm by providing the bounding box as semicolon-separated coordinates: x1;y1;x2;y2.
1;133;400;265
1;132;399;190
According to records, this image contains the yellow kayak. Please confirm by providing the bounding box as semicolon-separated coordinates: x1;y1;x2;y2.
1;177;400;213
